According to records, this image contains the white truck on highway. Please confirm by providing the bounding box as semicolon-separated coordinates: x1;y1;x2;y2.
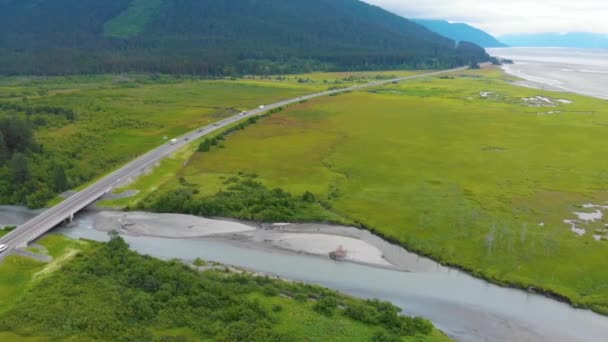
0;244;7;254
170;138;178;145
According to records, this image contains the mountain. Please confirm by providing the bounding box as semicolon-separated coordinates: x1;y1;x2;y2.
413;19;506;48
0;0;489;76
500;32;608;49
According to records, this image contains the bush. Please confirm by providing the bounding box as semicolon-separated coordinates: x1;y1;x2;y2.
344;304;377;324
294;293;308;303
313;296;337;317
371;331;402;342
193;258;207;267
263;286;279;297
139;178;330;223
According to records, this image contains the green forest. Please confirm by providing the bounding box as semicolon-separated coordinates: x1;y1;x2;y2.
0;102;74;207
0;0;489;76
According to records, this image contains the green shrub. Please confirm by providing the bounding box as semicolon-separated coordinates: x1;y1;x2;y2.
193;258;207;267
313;296;337;317
371;331;402;342
344;304;378;324
139;179;330;223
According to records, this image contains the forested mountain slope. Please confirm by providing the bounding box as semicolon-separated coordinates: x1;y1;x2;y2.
0;0;489;75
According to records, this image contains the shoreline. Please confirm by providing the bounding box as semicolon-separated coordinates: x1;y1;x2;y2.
4;209;608;339
75;210;422;271
64;209;607;316
488;47;608;100
499;63;608;99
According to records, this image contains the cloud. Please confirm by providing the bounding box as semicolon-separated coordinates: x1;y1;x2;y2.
362;0;608;36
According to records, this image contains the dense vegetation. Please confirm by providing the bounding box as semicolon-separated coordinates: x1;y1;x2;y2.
138;175;338;223
0;235;445;341
0;103;74;207
126;68;608;314
0;0;489;76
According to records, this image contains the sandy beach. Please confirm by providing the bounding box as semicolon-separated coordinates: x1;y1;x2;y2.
84;211;406;269
92;211;257;238
257;232;392;267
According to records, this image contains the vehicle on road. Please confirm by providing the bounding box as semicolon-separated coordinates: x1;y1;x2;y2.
240;111;247;115
170;138;178;145
0;244;7;253
259;105;265;109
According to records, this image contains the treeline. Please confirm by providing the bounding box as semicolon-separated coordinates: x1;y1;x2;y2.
0;105;75;207
0;0;489;76
0;235;438;341
0;102;76;122
138;176;335;223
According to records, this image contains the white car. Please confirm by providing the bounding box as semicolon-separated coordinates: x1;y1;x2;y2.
259;105;265;109
0;244;8;253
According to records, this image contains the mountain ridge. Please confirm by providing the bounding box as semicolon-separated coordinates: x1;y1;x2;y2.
413;19;506;48
0;0;489;75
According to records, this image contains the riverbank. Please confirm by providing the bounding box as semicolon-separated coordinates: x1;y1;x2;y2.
74;210;432;270
0;233;448;342
4;206;608;341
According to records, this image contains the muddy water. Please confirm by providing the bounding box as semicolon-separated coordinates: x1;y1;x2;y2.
0;205;44;227
2;206;608;341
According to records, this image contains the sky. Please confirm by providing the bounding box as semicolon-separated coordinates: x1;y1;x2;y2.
362;0;608;36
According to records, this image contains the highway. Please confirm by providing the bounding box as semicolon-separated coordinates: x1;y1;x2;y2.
0;66;467;257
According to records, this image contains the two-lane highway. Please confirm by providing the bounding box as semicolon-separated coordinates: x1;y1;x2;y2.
0;66;468;257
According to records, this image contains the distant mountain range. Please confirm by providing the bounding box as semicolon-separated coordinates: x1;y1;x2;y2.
0;0;488;76
413;19;506;48
500;32;608;49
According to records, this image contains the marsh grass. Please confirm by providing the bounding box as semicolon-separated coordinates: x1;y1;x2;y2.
137;67;608;313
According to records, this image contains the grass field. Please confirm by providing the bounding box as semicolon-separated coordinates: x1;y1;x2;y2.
0;71;428;207
129;67;608;313
0;235;85;316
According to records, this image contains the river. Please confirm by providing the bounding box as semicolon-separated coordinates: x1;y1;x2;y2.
487;47;608;99
1;206;608;341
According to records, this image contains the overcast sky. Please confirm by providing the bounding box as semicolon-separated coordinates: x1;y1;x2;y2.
362;0;608;36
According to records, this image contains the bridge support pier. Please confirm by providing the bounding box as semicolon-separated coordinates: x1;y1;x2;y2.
69;213;74;223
